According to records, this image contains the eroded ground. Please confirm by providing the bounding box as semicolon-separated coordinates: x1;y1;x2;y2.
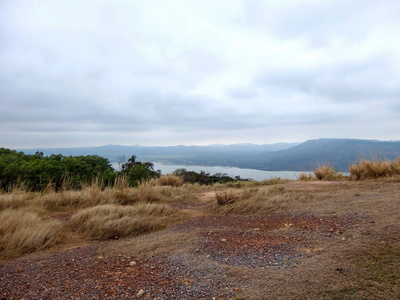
1;180;399;299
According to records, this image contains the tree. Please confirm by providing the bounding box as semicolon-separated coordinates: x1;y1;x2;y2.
120;155;159;186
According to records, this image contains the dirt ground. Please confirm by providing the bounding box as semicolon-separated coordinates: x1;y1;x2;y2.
1;180;399;299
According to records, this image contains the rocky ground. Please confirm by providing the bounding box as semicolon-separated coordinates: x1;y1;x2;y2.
1;180;399;299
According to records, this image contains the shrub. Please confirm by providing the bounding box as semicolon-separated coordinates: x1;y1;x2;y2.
314;165;338;180
349;158;400;180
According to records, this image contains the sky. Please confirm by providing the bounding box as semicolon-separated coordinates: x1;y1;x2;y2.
1;0;400;148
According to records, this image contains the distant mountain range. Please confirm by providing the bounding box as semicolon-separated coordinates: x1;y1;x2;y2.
19;138;400;171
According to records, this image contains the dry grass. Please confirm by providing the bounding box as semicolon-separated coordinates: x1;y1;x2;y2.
314;165;339;180
155;175;183;187
0;181;201;259
297;172;315;181
350;158;400;180
215;189;239;205
0;189;37;211
324;242;400;299
0;209;62;259
260;177;290;185
211;188;314;215
104;232;196;259
66;203;181;240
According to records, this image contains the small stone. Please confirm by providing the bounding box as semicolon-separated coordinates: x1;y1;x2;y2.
341;237;346;241
137;289;145;296
194;249;200;253
129;261;137;266
254;228;260;231
221;238;227;242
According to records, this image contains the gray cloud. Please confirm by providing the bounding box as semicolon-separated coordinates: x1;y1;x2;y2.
1;0;400;148
254;56;400;103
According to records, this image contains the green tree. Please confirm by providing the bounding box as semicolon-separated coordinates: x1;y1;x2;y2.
121;155;159;186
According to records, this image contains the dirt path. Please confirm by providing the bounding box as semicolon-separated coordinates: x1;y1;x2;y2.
1;180;399;299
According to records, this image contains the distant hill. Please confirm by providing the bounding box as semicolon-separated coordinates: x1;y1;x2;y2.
18;139;400;172
233;138;400;171
19;142;300;165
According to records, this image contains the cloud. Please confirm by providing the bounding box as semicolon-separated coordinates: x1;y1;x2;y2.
254;55;400;103
1;0;400;148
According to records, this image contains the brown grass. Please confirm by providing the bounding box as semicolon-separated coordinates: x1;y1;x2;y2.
211;188;314;215
66;203;180;240
297;172;315;181
0;209;62;259
349;158;400;180
314;165;339;180
324;242;400;299
155;175;183;187
215;189;238;205
104;232;196;259
0;189;37;211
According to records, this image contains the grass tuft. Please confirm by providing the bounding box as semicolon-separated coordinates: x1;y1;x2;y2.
0;209;62;259
156;175;183;187
211;188;313;215
297;173;315;181
349;158;400;180
67;203;178;240
314;165;338;180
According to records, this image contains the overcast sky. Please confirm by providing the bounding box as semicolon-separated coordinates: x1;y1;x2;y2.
1;0;400;148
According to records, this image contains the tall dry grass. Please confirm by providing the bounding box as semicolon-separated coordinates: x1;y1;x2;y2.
155;175;183;187
0;188;37;211
349;158;400;180
297;173;315;181
210;188;314;215
0;209;62;259
314;165;339;180
67;203;179;240
0;180;199;259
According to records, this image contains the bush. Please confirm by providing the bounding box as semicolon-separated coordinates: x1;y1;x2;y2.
349;158;400;180
314;165;338;180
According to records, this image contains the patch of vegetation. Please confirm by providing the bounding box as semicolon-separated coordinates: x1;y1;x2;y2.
349;158;400;180
172;168;248;185
0;209;62;259
211;188;313;215
155;174;183;187
324;243;400;299
0;148;115;192
297;172;315;181
314;165;339;180
67;203;179;240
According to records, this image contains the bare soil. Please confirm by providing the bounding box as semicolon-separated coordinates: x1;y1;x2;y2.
1;180;399;299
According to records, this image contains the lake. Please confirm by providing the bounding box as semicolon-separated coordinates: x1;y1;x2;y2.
112;162;311;181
